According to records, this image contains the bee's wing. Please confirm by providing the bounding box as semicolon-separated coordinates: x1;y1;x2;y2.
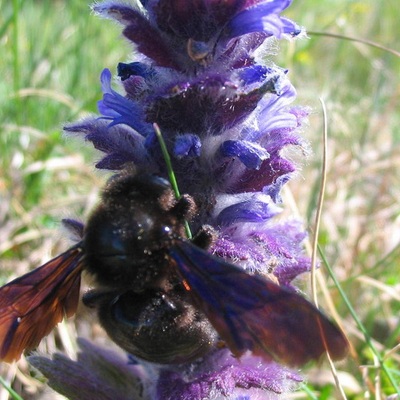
171;241;349;367
0;246;84;362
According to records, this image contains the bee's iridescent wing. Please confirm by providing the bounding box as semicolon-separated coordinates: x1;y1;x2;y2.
0;246;84;362
171;241;349;367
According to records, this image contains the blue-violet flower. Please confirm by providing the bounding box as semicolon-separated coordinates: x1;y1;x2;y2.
32;1;312;399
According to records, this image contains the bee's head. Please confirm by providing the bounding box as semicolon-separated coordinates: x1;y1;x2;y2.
83;174;179;288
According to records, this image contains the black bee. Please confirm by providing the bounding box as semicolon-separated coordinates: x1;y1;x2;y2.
0;173;349;366
82;174;218;364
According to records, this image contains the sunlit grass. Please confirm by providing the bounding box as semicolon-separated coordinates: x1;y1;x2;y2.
1;0;399;399
281;1;400;398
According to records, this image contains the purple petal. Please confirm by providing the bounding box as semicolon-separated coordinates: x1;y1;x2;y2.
263;173;292;203
219;140;269;169
221;32;270;69
95;153;133;170
239;65;275;85
281;17;303;36
275;256;311;286
227;0;292;39
228;154;296;194
174;134;201;158
117;62;155;81
255;85;299;136
92;2;179;68
64;118;150;171
61;219;84;241
97;69;153;136
215;194;281;226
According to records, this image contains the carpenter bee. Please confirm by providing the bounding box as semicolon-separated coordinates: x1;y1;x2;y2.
0;173;349;366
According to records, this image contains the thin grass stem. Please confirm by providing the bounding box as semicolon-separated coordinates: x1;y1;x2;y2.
154;123;192;239
0;376;24;400
319;246;400;396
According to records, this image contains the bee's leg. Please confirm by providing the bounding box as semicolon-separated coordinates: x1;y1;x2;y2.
170;194;197;220
191;225;217;249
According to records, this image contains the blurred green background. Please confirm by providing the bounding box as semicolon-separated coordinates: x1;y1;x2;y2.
0;0;399;399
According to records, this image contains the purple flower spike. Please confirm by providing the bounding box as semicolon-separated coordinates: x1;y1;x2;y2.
35;0;320;399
